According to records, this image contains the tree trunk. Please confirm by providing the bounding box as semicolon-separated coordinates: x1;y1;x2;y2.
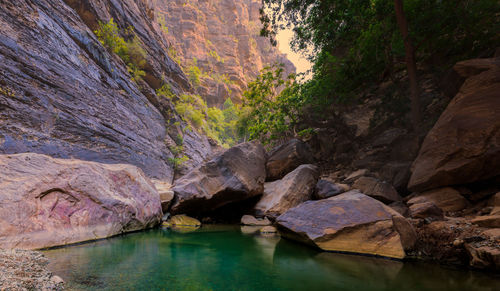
394;0;420;130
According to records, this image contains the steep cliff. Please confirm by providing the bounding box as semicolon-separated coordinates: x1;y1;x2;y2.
152;0;296;106
0;0;215;183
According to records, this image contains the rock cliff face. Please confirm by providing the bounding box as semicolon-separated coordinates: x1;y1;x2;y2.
0;0;215;183
152;0;296;106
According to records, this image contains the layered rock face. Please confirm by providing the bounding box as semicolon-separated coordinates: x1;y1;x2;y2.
276;192;416;259
408;57;500;191
0;0;213;183
0;153;162;250
170;142;266;215
152;0;295;106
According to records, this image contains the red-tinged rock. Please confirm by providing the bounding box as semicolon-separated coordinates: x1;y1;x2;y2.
266;139;315;181
0;153;162;250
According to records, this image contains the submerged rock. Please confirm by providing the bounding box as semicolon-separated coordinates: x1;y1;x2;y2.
0;153;162;250
255;164;319;218
170;142;266;215
260;226;278;234
276;192;416;259
266;139;314;181
170;215;201;227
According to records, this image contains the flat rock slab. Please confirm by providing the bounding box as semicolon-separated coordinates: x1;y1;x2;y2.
352;176;401;204
0;153;162;249
170;142;266;215
276;192;414;259
407;187;467;212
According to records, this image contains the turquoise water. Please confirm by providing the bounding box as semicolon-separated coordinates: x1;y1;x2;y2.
44;225;499;291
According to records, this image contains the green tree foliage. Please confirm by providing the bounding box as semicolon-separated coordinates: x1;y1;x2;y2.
156;84;241;148
240;64;302;144
95;18;147;83
259;0;499;115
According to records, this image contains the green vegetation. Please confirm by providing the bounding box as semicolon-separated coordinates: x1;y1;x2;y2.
95;18;147;83
156;84;241;148
186;58;203;87
238;0;500;143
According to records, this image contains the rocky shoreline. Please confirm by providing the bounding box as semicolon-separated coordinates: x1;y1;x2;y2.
0;249;64;290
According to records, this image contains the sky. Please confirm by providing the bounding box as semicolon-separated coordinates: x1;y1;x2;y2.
276;29;312;75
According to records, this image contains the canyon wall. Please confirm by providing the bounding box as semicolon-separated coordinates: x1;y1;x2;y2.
152;0;296;106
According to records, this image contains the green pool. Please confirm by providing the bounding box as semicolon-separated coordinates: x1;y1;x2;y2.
44;225;499;291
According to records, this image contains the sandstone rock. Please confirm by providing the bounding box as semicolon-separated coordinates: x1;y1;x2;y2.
266;139;315;181
344;169;369;182
313;179;346;200
152;179;175;213
408;58;500;191
276;192;415;259
465;244;500;270
409;202;444;219
482;229;500;241
471;215;500;228
170;142;266;215
255;164;319;218
241;215;271;226
153;0;295;107
0;0;213;181
488;192;500;215
389;201;409;217
352;176;402;204
407;187;467;212
170;215;201;227
0;153;162;249
260;226;278;234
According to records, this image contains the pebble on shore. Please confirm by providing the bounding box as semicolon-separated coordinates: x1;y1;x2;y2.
0;249;64;290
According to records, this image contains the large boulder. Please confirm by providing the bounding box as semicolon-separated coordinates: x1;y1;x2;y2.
0;153;162;250
254;164;319;218
170;142;266;215
276;192;416;259
352;176;401;204
407;187;467;212
266;139;314;181
408;58;500;191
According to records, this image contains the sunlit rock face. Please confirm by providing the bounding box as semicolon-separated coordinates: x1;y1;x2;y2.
152;0;296;106
0;153;162;250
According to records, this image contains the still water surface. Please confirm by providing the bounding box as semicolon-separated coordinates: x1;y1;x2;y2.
44;225;499;291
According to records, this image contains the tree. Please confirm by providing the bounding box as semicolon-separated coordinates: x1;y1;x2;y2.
394;0;420;130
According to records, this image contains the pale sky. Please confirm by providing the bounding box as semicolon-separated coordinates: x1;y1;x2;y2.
276;28;312;75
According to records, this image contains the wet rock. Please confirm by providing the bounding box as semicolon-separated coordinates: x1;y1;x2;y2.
170;215;201;227
170;142;266;215
241;215;271;226
471;215;500;228
255;164;319;219
409;58;500;191
313;179;347;200
266;139;315;181
352;176;402;204
409;202;444;219
407;187;467;212
260;226;278;234
0;153;161;250
276;192;415;259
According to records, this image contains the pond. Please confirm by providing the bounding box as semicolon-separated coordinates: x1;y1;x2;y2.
44;225;499;291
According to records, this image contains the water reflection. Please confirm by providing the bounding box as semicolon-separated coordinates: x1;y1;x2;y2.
44;226;499;291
